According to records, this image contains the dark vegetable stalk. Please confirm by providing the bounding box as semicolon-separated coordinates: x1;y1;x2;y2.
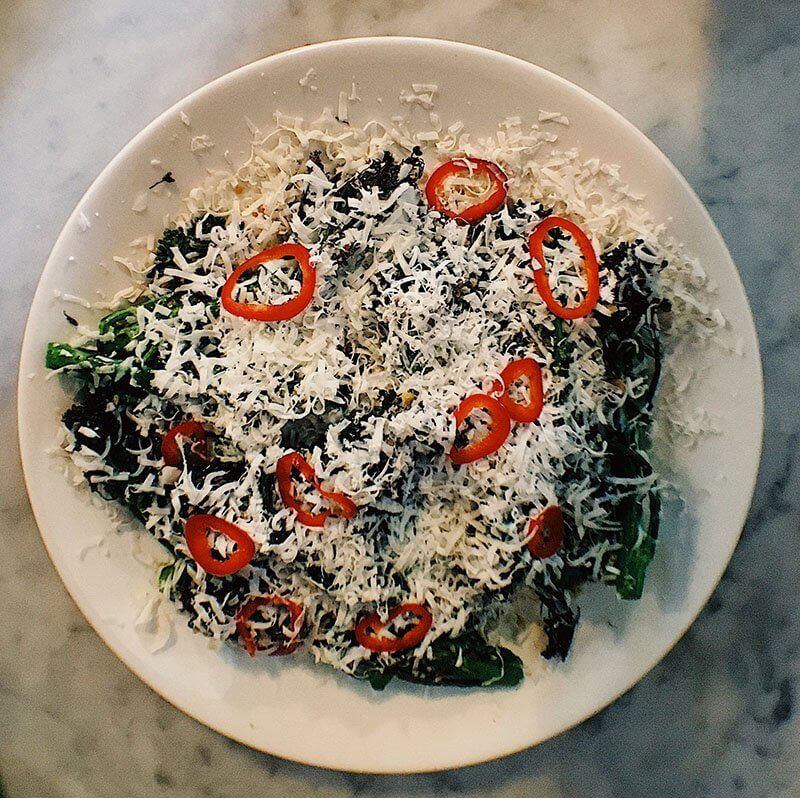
595;241;665;601
354;631;523;690
46;294;179;391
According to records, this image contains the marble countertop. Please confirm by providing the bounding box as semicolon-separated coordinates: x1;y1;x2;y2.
2;1;799;796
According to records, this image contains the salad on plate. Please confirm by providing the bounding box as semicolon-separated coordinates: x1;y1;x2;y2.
45;105;715;690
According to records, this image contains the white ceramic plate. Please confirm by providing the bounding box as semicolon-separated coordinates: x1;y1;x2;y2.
18;38;763;773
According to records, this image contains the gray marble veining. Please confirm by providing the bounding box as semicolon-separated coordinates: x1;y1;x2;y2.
2;0;799;796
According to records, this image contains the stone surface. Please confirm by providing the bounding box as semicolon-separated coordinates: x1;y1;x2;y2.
2;1;799;796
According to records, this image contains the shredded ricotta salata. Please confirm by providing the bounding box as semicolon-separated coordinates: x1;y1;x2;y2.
47;105;720;688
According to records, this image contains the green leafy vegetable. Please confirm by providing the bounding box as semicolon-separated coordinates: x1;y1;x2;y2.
594;242;665;601
354;632;523;690
333;149;424;203
59;386;162;520
280;404;344;452
45;342;107;371
158;563;175;587
545;318;576;378
606;439;661;600
97;294;167;337
151;214;226;285
46;295;178;391
615;488;660;600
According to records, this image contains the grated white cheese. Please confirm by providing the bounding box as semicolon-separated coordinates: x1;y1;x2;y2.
337;92;349;123
54;290;92;308
58;107;719;678
190;135;214;152
298;67;318;91
538;110;570;126
400;83;438;110
131;192;148;213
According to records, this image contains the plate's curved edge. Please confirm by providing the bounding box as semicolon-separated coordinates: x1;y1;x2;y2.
17;37;765;774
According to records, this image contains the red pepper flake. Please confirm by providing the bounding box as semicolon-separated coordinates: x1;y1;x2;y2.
220;243;316;322
355;602;433;653
184;514;255;577
425;158;508;223
235;595;305;657
529;216;600;320
276;451;357;527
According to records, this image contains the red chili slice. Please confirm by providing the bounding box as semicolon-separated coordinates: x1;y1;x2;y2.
220;243;316;322
276;451;357;527
527;505;565;559
529;216;600;320
184;514;256;577
161;420;208;467
493;358;545;424
425;158;508;223
449;393;511;465
355;602;433;653
235;595;305;657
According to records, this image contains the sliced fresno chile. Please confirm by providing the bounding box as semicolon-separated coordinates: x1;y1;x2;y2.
184;514;256;577
449;393;511;465
276;451;357;528
529;216;600;320
235;595;305;657
527;505;565;559
425;157;508;223
493;358;545;424
220;243;316;322
355;602;433;653
161;420;208;467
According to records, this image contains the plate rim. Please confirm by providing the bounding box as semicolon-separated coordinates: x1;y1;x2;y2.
17;36;765;773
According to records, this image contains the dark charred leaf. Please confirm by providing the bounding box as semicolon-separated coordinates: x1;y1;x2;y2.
149;171;176;190
353;631;523;690
334;149;424;203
